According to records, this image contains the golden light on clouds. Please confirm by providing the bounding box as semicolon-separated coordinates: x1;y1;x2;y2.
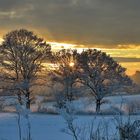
49;41;140;59
103;48;140;58
120;62;140;76
48;42;76;51
49;42;140;76
0;36;139;76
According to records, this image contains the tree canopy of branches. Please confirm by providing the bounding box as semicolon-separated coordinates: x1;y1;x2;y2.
50;49;80;108
76;49;132;113
0;29;51;109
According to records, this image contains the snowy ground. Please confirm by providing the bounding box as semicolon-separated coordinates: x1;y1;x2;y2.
0;113;139;140
0;113;72;140
0;113;93;140
0;94;140;140
34;94;140;114
1;94;140;114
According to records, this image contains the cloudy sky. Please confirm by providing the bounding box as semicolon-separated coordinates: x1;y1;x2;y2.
0;0;140;75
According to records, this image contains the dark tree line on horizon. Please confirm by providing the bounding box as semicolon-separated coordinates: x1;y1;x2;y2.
0;29;132;113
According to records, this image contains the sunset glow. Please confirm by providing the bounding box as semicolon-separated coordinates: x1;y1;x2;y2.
0;38;3;44
48;42;76;51
0;1;140;138
69;62;74;67
0;0;140;78
0;36;139;76
48;41;140;75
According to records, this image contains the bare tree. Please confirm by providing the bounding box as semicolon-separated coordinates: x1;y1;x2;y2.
49;49;80;108
0;29;51;109
76;49;132;113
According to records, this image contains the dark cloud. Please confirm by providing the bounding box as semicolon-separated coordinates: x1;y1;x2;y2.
0;0;140;46
113;57;140;62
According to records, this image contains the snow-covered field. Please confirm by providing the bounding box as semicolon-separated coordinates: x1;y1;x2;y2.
0;113;72;140
0;113;94;140
0;94;140;140
0;113;139;140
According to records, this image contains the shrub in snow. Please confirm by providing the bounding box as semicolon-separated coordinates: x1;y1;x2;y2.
118;120;140;140
57;101;80;140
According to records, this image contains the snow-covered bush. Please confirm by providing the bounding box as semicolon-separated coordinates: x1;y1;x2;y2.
57;101;79;140
118;120;140;140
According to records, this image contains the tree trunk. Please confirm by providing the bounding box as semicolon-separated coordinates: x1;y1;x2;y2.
25;90;30;109
96;99;101;113
17;92;22;105
68;92;73;102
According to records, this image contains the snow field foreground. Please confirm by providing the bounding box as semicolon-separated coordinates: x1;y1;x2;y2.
0;113;139;140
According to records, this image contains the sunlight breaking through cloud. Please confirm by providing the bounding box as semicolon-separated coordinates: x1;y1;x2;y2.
48;41;140;75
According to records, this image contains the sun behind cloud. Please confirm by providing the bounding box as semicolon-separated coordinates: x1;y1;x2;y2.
0;38;3;44
50;42;140;76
